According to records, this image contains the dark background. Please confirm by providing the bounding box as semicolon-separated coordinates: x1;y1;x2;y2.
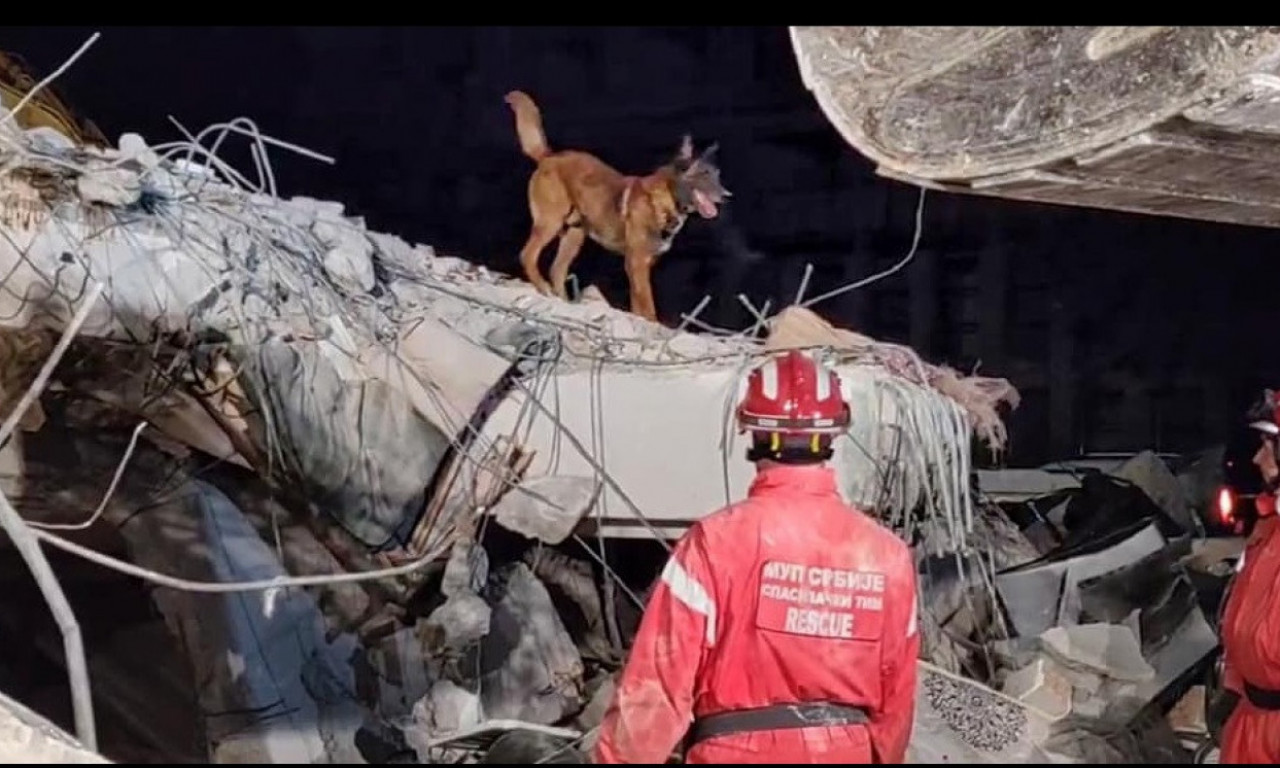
3;25;1275;466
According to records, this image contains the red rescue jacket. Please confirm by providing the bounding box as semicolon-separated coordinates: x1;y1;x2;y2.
593;464;920;764
1219;494;1280;763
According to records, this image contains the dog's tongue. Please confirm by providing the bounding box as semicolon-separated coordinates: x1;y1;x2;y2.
693;190;718;218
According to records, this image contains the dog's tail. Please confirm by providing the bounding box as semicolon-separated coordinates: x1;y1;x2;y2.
504;90;551;162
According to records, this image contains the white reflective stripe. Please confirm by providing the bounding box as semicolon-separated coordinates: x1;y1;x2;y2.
760;358;779;400
661;557;718;645
814;357;831;401
1236;550;1247;573
906;597;918;639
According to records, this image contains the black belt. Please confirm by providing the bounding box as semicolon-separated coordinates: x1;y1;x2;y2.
687;702;871;748
1244;681;1280;711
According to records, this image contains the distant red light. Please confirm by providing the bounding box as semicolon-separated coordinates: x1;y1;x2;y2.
1217;486;1237;524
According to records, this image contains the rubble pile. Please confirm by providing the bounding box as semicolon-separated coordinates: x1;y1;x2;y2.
0;86;1225;765
968;451;1237;763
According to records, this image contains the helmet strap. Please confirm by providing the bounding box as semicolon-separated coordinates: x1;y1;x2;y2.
746;433;833;464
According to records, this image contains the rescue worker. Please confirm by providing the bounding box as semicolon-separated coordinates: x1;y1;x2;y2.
592;349;920;764
1217;388;1280;763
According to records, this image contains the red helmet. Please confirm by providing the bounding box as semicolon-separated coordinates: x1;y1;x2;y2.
736;349;851;435
1248;388;1280;436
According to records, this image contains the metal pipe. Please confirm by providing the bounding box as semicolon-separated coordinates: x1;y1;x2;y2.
0;491;96;751
0;283;104;751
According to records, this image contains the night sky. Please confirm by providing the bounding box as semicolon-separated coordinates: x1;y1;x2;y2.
2;26;1276;464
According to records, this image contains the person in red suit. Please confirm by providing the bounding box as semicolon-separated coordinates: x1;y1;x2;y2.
593;349;920;764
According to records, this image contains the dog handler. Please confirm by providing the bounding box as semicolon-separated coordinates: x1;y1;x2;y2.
1216;389;1280;763
592;349;920;764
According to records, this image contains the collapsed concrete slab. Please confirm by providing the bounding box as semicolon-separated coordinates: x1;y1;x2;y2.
0;688;110;764
0;97;1026;762
0;118;1018;556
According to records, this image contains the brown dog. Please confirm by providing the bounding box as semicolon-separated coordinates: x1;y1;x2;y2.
504;90;730;323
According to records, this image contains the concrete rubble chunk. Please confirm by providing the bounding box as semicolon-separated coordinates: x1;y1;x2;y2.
1039;623;1155;683
75;166;143;207
491;475;601;545
1001;656;1073;722
422;595;491;657
572;672;617;746
1111;450;1195;533
423;542;492;657
1168;684;1208;736
313;220;376;293
405;679;485;762
996;521;1167;638
478;563;585;724
0;689;111;763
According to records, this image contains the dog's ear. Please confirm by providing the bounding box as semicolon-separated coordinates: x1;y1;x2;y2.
698;142;720;166
677;134;694;162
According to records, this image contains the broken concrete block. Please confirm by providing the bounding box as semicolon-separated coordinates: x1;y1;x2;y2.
1001;656;1073;721
1070;688;1107;720
1111;450;1195;533
526;548;617;663
408;679;484;743
404;679;487;763
422;541;492;661
490;475;600;545
996;520;1167;638
421;593;491;656
479;563;585;724
1039;623;1155;683
1168;685;1207;736
572;672;617;736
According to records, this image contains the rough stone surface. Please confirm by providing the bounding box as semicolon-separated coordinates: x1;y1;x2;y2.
0;690;110;764
490;475;601;545
1001;657;1073;721
1039;623;1156;683
478;564;585;724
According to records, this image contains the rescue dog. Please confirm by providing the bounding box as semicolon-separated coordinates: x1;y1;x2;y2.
504;89;730;323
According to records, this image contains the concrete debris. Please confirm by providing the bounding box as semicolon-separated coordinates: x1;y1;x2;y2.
477;563;585;724
0;689;109;764
996;520;1169;638
1039;623;1155;683
490;475;601;545
404;680;485;762
1112;451;1197;535
0;82;1224;766
1001;656;1074;722
570;671;616;739
524;548;618;663
420;544;492;660
74;166;141;207
1168;685;1207;736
